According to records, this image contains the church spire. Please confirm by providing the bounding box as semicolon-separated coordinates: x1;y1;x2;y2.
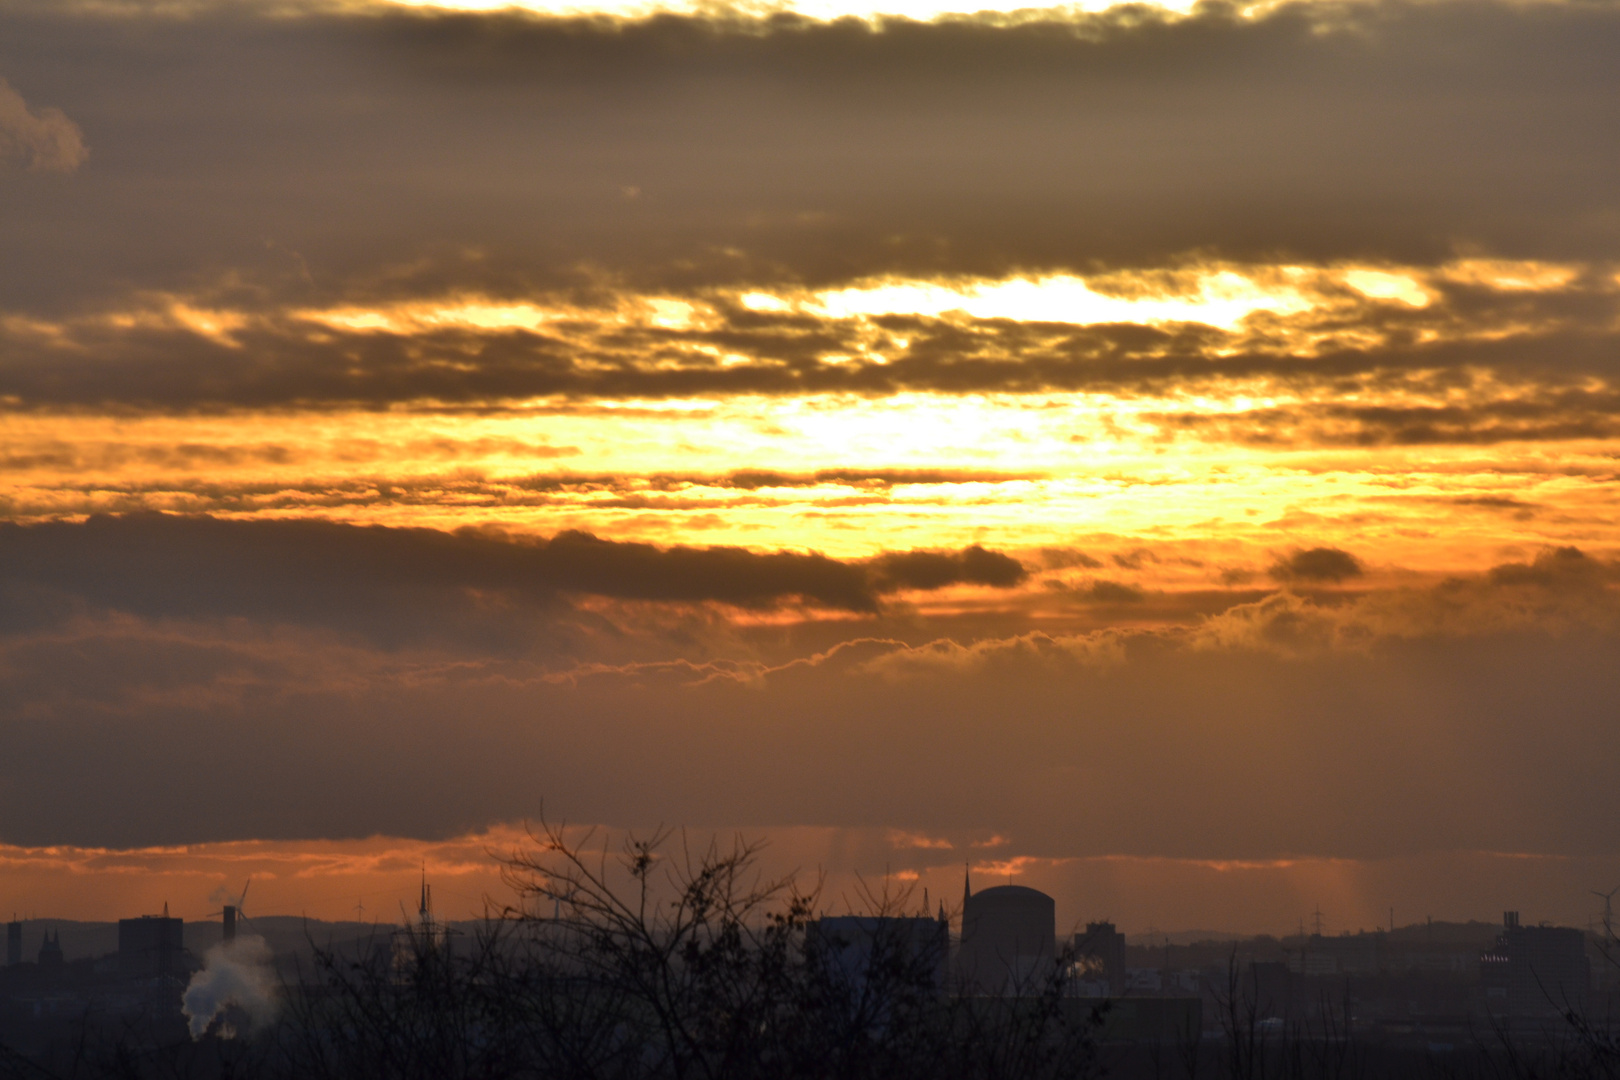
962;861;972;908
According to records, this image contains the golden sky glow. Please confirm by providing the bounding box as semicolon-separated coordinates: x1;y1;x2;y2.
372;0;1212;24
270;257;1581;344
1;827;1615;935
3;399;1615;572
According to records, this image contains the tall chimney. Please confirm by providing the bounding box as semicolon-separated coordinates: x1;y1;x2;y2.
223;905;236;945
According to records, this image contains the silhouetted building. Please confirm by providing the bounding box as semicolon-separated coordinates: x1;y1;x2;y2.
1245;961;1292;1020
393;875;455;979
119;913;184;976
1480;911;1588;1020
36;930;63;975
5;920;18;966
1073;921;1126;995
957;867;1055;994
808;915;950;992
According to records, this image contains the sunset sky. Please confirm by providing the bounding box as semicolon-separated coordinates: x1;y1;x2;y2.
2;0;1620;936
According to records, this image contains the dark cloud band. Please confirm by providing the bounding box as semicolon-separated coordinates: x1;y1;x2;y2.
0;515;1028;643
2;0;1619;313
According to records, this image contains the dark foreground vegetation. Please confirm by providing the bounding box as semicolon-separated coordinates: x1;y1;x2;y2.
1;822;1617;1080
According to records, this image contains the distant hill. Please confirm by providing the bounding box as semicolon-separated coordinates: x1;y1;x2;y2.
1125;930;1249;947
1;916;1526;976
1;915;508;976
1124;920;1516;950
1383;920;1503;945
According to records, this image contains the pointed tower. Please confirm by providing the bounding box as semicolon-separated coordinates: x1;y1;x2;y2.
955;862;974;990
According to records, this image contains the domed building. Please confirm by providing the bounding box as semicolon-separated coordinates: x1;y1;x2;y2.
955;867;1055;995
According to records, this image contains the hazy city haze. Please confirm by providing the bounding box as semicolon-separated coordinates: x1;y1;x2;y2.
2;0;1620;936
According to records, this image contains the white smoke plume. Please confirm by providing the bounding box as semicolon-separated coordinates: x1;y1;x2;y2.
182;935;278;1040
207;883;247;907
0;78;87;173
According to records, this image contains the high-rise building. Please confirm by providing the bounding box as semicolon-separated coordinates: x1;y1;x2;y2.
1073;921;1126;995
119;912;185;976
5;919;19;966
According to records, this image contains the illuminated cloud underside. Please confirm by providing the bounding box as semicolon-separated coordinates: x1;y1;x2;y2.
1;258;1614;579
2;402;1616;575
378;0;1209;25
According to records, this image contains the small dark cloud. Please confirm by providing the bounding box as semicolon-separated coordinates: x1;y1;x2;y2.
1447;494;1538;521
723;468;1041;490
1086;579;1145;604
1040;547;1102;570
1112;548;1156;570
723;470;798;490
868;544;1026;591
1269;547;1363;583
812;468;1044;488
1451;495;1536;510
1487;546;1615;590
